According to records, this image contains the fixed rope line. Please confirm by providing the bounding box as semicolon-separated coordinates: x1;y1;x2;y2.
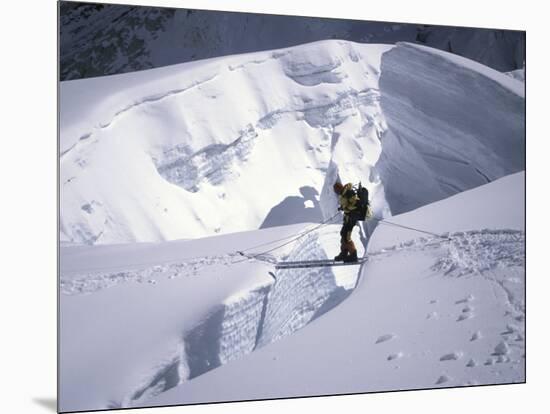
238;212;339;253
370;216;453;241
255;213;339;255
232;211;341;264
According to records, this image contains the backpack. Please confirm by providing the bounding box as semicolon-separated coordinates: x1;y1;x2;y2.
355;182;371;221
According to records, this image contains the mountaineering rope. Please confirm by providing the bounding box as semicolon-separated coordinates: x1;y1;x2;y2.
66;212;342;274
231;211;341;263
371;216;453;241
132;212;450;269
69;209;454;276
233;210;452;266
253;213;340;255
238;212;340;253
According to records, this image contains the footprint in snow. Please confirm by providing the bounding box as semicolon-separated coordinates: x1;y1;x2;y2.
457;313;473;322
485;357;501;366
375;334;395;344
455;294;475;305
440;352;462;361
436;375;450;385
387;352;403;361
495;355;510;363
466;359;477;368
492;341;510;356
501;324;517;335
426;311;439;320
470;331;482;341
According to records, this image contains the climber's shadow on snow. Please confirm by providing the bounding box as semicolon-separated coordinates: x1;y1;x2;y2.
260;186;323;229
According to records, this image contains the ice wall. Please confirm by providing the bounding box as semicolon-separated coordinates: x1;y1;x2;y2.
60;40;391;244
376;42;525;215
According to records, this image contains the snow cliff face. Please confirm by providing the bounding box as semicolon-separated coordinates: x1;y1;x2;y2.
60;2;525;81
60;40;524;246
376;43;525;215
60;41;391;244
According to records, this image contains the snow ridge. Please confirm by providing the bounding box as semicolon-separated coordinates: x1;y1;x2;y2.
60;254;239;295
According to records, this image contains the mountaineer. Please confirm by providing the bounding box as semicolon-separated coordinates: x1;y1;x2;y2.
333;181;371;262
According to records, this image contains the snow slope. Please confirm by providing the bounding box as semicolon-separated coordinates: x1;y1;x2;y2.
59;221;365;412
145;171;525;407
60;40;524;245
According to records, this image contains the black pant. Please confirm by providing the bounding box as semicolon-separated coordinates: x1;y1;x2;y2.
340;210;361;244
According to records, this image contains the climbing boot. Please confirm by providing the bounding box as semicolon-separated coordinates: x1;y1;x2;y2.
334;243;348;261
334;251;347;261
343;240;358;262
344;250;358;263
